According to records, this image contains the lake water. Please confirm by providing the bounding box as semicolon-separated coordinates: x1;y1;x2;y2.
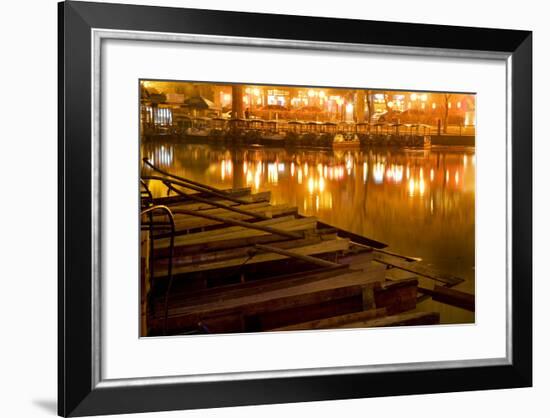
142;142;476;324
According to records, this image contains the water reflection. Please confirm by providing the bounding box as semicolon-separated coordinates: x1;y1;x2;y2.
142;143;475;323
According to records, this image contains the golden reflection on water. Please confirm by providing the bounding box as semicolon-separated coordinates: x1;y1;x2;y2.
142;143;476;323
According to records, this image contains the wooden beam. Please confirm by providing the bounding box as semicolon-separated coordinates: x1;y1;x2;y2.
153;265;351;310
148;187;252;206
341;311;440;328
373;252;464;286
270;308;388;331
254;243;341;268
171;205;297;232
154;216;315;250
165;207;302;240
149;283;367;333
152;233;333;272
316;220;388;249
155;238;350;276
418;285;475;312
159;269;379;318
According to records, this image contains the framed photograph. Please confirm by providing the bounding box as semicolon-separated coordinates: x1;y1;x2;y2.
58;1;532;416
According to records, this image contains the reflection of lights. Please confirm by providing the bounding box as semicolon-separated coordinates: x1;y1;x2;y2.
430;168;435;182
317;163;323;176
419;179;425;196
267;163;278;183
308;177;315;194
278;163;285;172
315;195;319;211
297;168;303;184
323;165;328;178
408;178;415;196
406;166;410;180
220;159;233;181
373;162;385;184
419;167;424;179
432;102;437;109
304;163;309;176
345;154;353;175
339;166;345;179
455;171;459;185
392;165;403;183
431;198;434;213
363;162;368;183
410;93;417;101
243;161;248;174
319;177;325;192
290;162;295;177
446;170;450;182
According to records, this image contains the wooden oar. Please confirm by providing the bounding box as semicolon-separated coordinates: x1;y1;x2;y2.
162;180;270;221
166;208;302;240
143;175;251;205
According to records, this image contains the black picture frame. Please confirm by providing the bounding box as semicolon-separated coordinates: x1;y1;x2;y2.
58;1;532;416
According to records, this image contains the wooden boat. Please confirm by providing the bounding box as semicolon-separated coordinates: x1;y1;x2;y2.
140;159;473;336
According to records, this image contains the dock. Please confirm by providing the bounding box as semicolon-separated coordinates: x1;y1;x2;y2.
145;117;436;148
140;159;474;336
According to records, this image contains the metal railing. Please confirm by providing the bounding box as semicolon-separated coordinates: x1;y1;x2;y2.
141;205;175;335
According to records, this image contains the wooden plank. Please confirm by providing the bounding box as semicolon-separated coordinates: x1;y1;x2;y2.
171;202;271;219
154;265;351;310
270;308;388;331
158;226;327;258
254;243;340;268
156;238;350;276
374;278;418;315
419;285;475;312
150;202;270;221
172;205;297;231
145;174;253;205
160;269;380;318
162;190;271;208
316;220;388;249
165;208;303;240
153;233;335;272
151;283;366;333
149;187;253;206
340;311;440;329
373;252;464;286
155;216;313;249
